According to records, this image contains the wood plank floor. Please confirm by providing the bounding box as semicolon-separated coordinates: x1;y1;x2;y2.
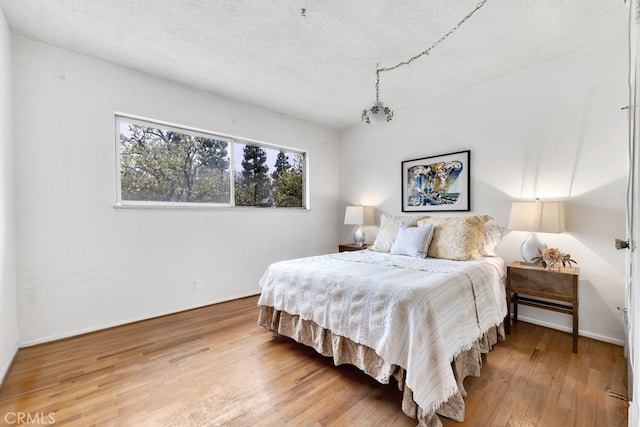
0;296;628;426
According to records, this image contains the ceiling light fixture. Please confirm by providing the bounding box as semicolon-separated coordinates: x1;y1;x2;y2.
361;0;489;124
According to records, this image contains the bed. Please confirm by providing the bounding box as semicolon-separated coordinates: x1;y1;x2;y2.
257;214;507;426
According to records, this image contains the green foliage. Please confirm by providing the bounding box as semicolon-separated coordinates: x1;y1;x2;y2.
120;124;230;203
271;151;291;180
234;145;272;207
273;153;304;207
120;122;305;208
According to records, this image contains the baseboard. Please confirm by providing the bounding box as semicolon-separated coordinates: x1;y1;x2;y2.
516;315;625;347
19;291;261;348
19;296;624;349
0;344;19;391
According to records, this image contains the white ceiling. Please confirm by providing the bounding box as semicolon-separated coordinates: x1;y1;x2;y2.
0;0;629;130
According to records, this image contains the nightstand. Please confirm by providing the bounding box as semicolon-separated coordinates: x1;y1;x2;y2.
506;261;579;352
339;243;368;252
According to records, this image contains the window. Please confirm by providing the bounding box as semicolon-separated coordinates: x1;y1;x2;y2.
233;143;305;208
116;115;306;208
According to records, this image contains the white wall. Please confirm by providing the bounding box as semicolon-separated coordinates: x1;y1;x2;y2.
0;7;17;382
13;38;340;345
339;39;628;344
7;29;627;348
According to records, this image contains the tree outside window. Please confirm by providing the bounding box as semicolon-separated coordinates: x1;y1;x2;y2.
117;116;305;208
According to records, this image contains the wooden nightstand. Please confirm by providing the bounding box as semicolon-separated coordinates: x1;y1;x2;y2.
339;243;368;252
506;261;579;352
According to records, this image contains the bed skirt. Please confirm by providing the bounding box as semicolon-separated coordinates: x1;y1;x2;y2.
258;305;505;427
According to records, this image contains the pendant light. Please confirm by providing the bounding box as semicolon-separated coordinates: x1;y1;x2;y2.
362;0;489;124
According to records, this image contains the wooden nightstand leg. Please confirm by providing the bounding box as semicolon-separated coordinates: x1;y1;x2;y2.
505;268;511;334
505;292;511;334
572;301;579;353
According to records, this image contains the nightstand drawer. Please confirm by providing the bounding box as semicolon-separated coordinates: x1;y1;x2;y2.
510;268;575;300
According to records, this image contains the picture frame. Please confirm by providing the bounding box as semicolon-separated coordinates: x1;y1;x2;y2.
401;150;470;212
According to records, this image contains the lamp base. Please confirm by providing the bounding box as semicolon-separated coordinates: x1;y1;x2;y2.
354;225;365;247
521;233;547;263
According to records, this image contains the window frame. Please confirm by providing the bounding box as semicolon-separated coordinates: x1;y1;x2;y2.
114;113;308;209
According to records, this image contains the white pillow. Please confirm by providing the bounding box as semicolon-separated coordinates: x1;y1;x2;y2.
482;224;505;257
369;213;428;253
390;223;435;258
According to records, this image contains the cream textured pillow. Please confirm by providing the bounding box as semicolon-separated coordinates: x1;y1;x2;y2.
482;224;505;257
369;213;427;253
417;215;491;261
390;223;435;258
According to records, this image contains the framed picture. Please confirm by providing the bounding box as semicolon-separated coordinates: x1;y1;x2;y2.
401;150;470;212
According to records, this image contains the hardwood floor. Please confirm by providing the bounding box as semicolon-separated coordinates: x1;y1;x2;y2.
0;296;627;426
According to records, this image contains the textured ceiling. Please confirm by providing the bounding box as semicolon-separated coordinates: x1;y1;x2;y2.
0;0;629;130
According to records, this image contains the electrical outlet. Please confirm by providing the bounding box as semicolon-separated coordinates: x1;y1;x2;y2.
191;281;198;291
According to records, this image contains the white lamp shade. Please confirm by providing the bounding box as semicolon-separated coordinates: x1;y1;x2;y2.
508;201;565;233
344;206;364;225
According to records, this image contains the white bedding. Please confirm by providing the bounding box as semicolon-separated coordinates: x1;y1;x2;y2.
258;250;507;417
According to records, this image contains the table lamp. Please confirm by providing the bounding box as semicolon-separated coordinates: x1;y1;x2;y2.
344;205;366;247
508;200;565;263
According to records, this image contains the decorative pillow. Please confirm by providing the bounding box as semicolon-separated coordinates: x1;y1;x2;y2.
390;223;435;258
482;224;505;257
369;213;428;253
417;215;491;261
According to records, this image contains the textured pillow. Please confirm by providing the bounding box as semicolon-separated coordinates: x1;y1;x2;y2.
417;215;491;261
482;224;505;257
390;223;435;258
369;213;428;253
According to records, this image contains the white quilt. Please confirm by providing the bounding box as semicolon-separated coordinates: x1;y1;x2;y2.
257;250;507;415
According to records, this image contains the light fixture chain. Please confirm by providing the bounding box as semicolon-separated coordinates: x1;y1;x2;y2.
378;0;488;74
363;0;488;123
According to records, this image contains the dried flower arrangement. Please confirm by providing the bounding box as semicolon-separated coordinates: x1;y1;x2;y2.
531;248;577;270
